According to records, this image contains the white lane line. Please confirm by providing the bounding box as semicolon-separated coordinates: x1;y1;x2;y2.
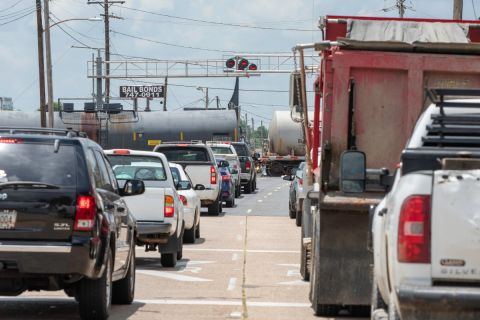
0;297;311;308
268;192;273;196
287;270;301;277
184;248;298;253
230;311;242;318
277;280;309;286
232;253;239;261
257;199;263;203
236;234;243;241
263;196;268;199
137;269;211;282
177;260;216;267
278;263;300;267
227;277;237;291
246;209;252;214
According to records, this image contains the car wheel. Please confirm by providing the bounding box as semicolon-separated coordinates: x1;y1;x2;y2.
348;305;370;317
235;184;241;198
226;193;235;208
388;293;400;320
372;279;387;314
244;180;252;194
295;208;302;227
300;230;310;281
195;220;201;239
161;253;177;268
184;215;196;244
289;201;296;219
253;179;257;190
78;250;112;320
313;304;340;317
112;246;135;305
208;197;221;216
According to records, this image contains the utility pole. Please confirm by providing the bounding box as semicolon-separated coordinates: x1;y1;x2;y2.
244;113;248;143
251;117;255;149
88;0;125;103
398;0;406;18
35;0;46;127
205;87;209;110
216;96;220;109
95;50;103;110
43;0;54;128
163;77;168;111
454;0;463;19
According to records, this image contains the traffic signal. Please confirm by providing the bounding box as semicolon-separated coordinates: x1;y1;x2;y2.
225;58;236;69
238;59;249;70
225;57;257;71
248;64;257;71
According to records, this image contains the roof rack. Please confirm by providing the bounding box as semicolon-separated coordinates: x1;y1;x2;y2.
0;127;88;138
423;88;480;148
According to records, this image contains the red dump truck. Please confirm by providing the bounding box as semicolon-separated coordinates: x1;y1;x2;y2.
295;16;480;317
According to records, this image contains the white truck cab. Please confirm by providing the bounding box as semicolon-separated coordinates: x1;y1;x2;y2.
372;90;480;320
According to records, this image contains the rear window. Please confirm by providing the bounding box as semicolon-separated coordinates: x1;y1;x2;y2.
210;146;233;155
107;155;167;181
0;141;77;187
158;147;209;162
232;143;250;157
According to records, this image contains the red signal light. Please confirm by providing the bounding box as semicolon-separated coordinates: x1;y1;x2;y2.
226;58;236;69
238;59;249;70
248;64;257;71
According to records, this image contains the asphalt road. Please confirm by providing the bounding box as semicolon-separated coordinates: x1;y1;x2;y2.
0;177;366;320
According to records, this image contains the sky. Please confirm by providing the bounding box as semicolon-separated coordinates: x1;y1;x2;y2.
0;0;477;127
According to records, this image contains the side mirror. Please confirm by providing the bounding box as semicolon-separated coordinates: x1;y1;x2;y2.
283;175;294;181
121;179;145;196
194;184;206;191
340;150;366;193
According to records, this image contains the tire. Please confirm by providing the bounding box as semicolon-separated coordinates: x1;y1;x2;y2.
313;304;341;317
184;215;196;244
300;231;310;281
253;179;257;190
195;221;200;239
295;207;302;227
371;280;387;315
244;180;252;194
226;192;235;208
235;184;241;198
161;252;177;267
78;250;112;320
177;230;184;260
208;197;221;216
349;305;370;317
112;247;135;305
388;294;400;320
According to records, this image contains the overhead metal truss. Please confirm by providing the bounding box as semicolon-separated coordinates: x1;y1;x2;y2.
87;54;320;79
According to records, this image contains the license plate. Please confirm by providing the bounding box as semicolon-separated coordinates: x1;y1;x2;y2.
0;210;17;230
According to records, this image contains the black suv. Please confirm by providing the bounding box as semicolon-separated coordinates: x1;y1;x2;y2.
231;142;257;193
0;128;144;320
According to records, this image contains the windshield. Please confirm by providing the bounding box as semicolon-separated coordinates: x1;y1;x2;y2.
232;143;250;157
107;155;167;182
158;147;209;162
210;146;233;155
0;141;77;187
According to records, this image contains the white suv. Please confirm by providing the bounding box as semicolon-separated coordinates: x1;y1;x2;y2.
372;92;480;320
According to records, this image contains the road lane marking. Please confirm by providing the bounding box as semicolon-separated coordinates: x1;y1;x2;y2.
0;297;311;308
177;260;216;266
230;311;242;318
268;192;272;196
277;280;309;286
236;234;243;241
227;277;237;291
232;253;239;261
184;248;298;253
257;199;263;203
246;209;252;214
278;264;300;267
287;270;301;277
137;269;211;282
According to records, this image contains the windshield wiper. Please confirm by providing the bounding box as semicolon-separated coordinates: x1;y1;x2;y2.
0;181;61;190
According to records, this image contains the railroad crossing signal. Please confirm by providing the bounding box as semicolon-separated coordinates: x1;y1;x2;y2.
225;56;257;71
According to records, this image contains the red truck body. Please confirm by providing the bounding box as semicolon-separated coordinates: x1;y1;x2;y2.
305;16;480;315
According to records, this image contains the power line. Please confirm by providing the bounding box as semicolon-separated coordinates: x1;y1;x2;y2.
49;15;91;48
110;30;289;54
0;0;26;13
113;5;317;32
0;7;35;26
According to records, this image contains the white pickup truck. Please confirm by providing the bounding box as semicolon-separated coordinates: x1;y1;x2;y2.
371;90;480;320
105;149;184;268
154;142;222;215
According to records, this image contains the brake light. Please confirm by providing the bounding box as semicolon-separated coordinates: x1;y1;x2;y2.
179;195;187;206
113;149;130;155
398;195;431;263
164;195;175;217
210;165;217;184
222;175;231;182
245;160;251;170
74;195;96;231
0;138;23;144
176;144;189;147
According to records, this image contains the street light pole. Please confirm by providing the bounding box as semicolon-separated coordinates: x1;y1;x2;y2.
43;0;54;128
35;0;46;127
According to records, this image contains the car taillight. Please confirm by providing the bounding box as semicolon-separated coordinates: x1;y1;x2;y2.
222;175;231;181
245;160;251;170
398;195;431;263
179;195;187;206
210;165;217;184
164;195;175;218
113;149;130;155
74;195;96;231
0;138;23;144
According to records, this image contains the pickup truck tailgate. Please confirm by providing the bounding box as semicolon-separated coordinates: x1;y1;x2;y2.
184;164;215;189
122;187;165;221
431;170;480;282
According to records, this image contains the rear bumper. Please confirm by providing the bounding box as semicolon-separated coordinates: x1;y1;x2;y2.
397;285;480;319
136;222;172;244
199;188;219;206
0;241;96;276
240;173;252;183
